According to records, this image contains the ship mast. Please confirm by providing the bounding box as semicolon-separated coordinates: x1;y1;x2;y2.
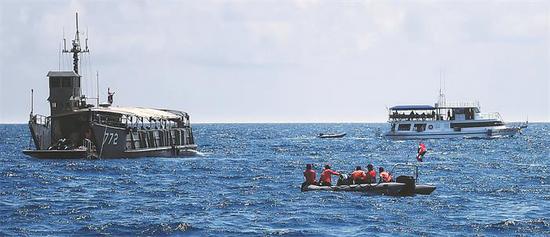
62;12;89;74
437;70;446;107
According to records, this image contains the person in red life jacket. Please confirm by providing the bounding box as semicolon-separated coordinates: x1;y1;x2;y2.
378;167;393;183
303;164;317;186
319;164;340;186
416;142;427;162
351;166;367;184
366;164;376;183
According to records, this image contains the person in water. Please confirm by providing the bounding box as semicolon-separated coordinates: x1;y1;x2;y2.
319;164;340;186
351;166;367;184
417;143;427;162
378;167;393;183
303;164;317;186
366;164;376;183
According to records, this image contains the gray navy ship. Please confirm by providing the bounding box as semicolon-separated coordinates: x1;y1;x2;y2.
23;13;197;159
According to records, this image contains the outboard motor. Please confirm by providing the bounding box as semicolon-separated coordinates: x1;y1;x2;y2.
396;175;416;196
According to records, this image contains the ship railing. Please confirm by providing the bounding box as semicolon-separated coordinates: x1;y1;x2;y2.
93;113;189;130
389;113;439;121
30;114;50;127
437;101;480;108
83;138;93;152
477;112;502;121
93;113;127;128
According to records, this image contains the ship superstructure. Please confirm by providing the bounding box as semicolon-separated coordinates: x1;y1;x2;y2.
24;13;197;158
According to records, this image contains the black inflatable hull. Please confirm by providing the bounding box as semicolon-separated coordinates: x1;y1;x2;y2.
302;183;436;196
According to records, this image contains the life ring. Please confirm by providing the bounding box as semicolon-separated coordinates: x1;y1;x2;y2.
428;125;433;130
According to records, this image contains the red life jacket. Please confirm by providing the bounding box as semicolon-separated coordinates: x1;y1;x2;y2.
367;170;376;183
320;169;340;184
303;169;316;184
418;143;427;154
380;171;392;182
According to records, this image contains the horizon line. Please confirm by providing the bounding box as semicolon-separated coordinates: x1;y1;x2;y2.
0;120;546;125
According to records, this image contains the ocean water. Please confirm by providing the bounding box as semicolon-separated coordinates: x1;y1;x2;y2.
0;123;548;236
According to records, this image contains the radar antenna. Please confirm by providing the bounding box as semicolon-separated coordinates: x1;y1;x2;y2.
62;12;89;74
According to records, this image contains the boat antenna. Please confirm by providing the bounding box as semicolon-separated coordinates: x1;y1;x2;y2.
439;70;442;97
30;89;34;116
58;42;61;70
96;71;100;106
62;12;89;74
438;69;446;107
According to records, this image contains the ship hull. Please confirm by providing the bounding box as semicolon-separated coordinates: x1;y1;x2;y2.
90;123;198;158
22;146;198;159
22;149;88;159
384;119;519;140
24;116;198;159
385;128;518;140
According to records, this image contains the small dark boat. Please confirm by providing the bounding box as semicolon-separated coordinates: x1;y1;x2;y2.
318;133;346;138
301;163;436;196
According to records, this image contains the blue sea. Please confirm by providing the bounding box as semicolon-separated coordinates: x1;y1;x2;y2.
0;123;548;236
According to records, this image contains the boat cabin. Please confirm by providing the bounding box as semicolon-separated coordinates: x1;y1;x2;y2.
389;104;481;122
388;103;492;133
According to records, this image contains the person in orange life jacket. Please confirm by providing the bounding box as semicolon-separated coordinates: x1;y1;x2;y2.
319;164;340;186
366;164;376;183
303;164;317;186
417;142;427;162
351;166;367;184
378;167;393;183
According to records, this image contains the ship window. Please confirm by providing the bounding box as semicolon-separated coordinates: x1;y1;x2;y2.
50;77;61;87
398;124;411;131
414;124;426;132
61;78;73;87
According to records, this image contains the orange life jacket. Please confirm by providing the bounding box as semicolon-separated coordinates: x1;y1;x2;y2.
351;170;366;182
320;169;340;184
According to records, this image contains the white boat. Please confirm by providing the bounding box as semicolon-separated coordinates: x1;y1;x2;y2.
384;92;522;140
318;133;347;138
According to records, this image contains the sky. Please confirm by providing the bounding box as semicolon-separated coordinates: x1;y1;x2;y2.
0;0;549;123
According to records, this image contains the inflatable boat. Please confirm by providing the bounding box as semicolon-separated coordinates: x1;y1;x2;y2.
318;133;347;138
301;164;436;196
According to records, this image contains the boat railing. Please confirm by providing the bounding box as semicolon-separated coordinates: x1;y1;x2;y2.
477;112;502;121
390;163;419;181
30;114;50;127
437;101;480;108
83;138;93;152
389;113;438;121
94;113;127;128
